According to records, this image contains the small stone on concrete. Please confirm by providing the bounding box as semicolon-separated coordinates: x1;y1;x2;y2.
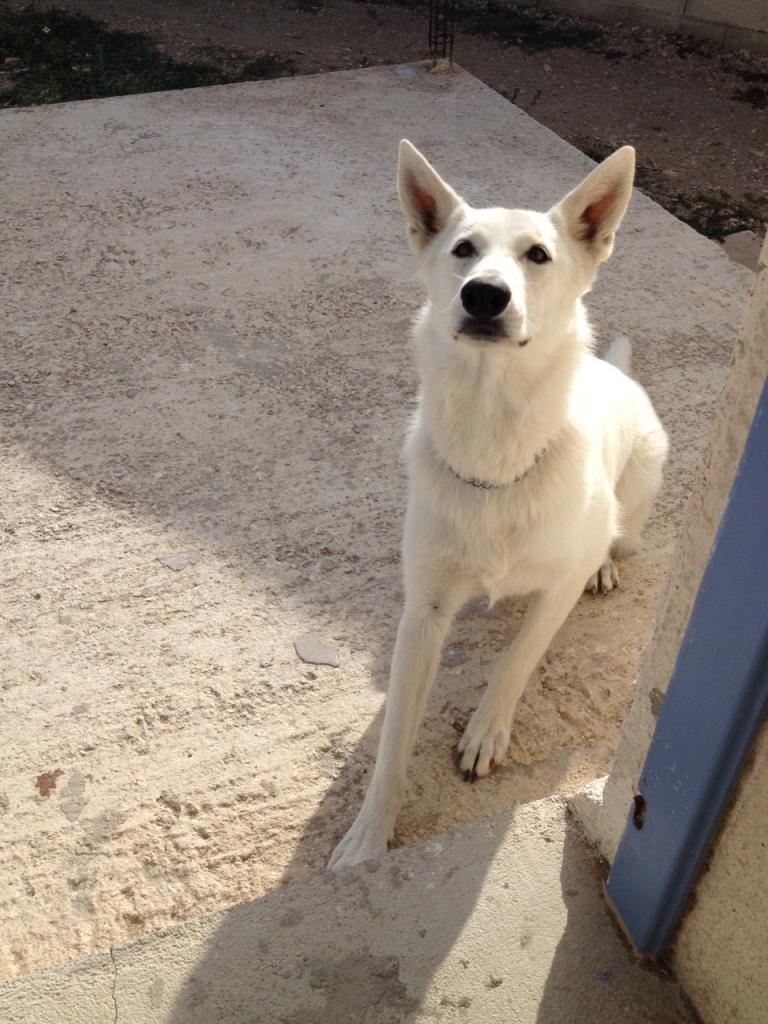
441;646;466;667
158;551;201;572
721;230;762;272
294;632;339;667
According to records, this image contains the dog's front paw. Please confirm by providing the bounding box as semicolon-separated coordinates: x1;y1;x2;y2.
457;703;511;780
328;816;391;872
586;557;620;595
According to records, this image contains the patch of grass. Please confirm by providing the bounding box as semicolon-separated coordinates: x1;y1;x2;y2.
578;137;613;164
453;2;603;51
241;53;297;80
572;135;767;240
499;84;541;111
721;53;768;83
353;0;426;8
671;189;768;240
187;42;246;71
674;37;711;59
733;84;768;109
0;6;223;105
0;5;295;108
637;177;768;241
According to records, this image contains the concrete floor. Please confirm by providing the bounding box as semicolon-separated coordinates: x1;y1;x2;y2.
0;797;700;1024
0;64;751;980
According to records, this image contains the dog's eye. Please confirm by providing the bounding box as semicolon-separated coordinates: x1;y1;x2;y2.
452;240;476;259
526;244;551;265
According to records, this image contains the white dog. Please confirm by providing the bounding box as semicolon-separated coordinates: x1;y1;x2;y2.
329;140;667;870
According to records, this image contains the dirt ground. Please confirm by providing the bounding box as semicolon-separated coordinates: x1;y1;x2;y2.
6;0;768;240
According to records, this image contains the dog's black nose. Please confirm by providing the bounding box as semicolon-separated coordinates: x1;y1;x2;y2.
460;278;511;319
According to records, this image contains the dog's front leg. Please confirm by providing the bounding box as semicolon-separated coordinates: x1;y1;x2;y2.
329;571;472;870
458;571;589;779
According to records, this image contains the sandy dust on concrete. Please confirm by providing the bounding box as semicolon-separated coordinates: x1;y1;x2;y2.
0;65;751;979
0;800;700;1024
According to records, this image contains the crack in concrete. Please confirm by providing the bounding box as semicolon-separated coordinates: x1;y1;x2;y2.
108;946;119;1024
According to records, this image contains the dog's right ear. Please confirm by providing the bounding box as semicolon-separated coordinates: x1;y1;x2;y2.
397;140;463;252
550;146;635;264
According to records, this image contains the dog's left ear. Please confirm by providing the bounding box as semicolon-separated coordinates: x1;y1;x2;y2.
551;146;635;262
397;139;463;253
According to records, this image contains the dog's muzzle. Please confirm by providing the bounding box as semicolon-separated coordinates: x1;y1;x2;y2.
459;277;513;342
458;316;508;340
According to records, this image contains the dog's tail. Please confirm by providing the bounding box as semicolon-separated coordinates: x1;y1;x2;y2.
603;334;632;377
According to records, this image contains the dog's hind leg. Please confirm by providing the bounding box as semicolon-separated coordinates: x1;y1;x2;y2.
329;565;474;870
612;428;668;558
587;427;667;594
459;568;590;778
586;557;620;595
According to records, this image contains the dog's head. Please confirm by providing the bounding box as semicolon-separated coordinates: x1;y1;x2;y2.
397;139;635;349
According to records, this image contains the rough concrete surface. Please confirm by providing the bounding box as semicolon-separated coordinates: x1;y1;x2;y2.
722;229;763;272
672;720;768;1024
0;798;699;1024
0;65;751;978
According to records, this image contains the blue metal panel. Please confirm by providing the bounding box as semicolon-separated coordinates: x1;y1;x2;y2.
606;376;768;957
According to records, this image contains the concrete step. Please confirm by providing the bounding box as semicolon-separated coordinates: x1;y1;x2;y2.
1;63;752;982
0;795;697;1024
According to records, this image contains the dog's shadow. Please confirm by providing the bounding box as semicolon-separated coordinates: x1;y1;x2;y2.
162;595;592;1023
162;813;677;1024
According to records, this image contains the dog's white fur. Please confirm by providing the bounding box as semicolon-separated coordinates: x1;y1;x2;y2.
329;141;667;870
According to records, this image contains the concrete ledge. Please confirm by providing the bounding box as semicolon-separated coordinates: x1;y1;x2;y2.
587;236;768;863
0;799;698;1024
2;62;751;978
